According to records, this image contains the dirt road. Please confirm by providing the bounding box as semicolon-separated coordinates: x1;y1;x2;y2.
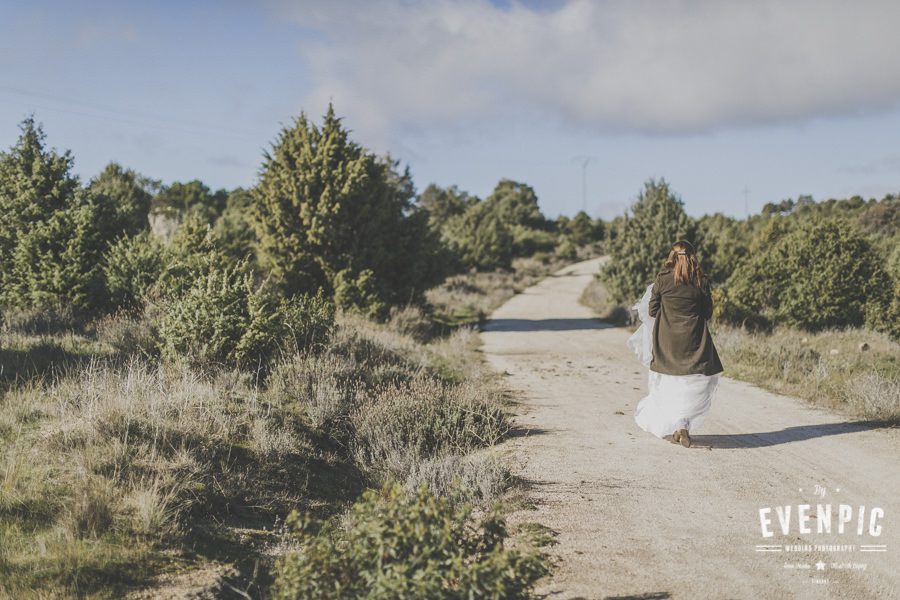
481;258;899;600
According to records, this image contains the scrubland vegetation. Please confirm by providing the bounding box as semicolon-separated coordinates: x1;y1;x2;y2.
0;109;591;598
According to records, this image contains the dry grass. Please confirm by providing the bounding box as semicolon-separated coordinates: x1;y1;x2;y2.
578;275;635;327
426;256;570;327
402;451;512;507
0;293;521;597
350;376;509;480
0;251;577;597
713;324;900;422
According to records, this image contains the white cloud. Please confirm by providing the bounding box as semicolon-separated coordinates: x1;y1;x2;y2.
268;0;900;144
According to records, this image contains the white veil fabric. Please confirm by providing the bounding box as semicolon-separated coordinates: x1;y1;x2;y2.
628;282;720;438
626;283;655;368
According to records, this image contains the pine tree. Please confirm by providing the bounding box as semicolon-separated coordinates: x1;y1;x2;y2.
252;104;446;311
599;179;695;303
0;118;107;315
253;105;372;296
0;117;79;276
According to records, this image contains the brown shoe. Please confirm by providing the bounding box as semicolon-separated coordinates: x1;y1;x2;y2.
675;428;691;448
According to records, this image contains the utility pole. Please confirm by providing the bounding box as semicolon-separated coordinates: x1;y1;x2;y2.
742;186;750;219
572;155;595;214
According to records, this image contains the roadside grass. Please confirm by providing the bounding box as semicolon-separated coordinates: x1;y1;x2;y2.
713;324;900;423
427;256;571;328
578;275;634;327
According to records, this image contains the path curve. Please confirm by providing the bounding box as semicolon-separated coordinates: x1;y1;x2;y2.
481;258;899;600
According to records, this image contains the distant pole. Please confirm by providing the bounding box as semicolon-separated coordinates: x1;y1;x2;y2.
572;155;594;213
742;186;750;218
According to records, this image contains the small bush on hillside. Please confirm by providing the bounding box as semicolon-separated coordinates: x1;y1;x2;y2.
158;261;334;369
271;483;547;600
403;452;511;507
265;352;360;435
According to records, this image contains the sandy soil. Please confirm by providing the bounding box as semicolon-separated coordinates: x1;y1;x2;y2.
481;257;899;600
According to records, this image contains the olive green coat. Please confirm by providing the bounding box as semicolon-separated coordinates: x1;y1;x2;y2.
648;268;724;376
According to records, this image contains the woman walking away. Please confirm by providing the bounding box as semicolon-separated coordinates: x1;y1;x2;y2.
631;240;723;448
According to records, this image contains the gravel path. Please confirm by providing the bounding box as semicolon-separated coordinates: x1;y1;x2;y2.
481;257;899;600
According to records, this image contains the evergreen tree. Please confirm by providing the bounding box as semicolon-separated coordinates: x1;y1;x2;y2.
484;179;548;230
443;201;513;270
87;162;154;239
252;104;446;311
599;179;695;303
567;210;601;246
417;183;476;227
0;117;79;272
0;118;106;315
484;179;553;258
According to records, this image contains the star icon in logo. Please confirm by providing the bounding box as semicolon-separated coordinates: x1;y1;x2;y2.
815;561;826;571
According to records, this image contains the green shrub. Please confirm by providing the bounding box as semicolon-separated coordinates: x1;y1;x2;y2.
103;231;166;310
695;213;751;284
864;279;900;340
886;240;900;281
333;268;388;320
509;224;556;257
718;219;894;334
271;483;547;600
158;260;334;369
443;202;513;271
555;235;578;260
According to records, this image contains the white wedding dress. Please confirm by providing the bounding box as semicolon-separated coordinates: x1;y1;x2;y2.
627;283;720;438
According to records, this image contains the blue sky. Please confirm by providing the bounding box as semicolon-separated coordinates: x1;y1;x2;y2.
2;0;900;219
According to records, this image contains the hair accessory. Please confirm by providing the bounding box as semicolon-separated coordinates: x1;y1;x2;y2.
676;251;687;255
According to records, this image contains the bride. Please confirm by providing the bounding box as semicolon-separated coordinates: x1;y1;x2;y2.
627;240;724;448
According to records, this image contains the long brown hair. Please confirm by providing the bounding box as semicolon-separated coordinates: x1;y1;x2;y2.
664;240;703;287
